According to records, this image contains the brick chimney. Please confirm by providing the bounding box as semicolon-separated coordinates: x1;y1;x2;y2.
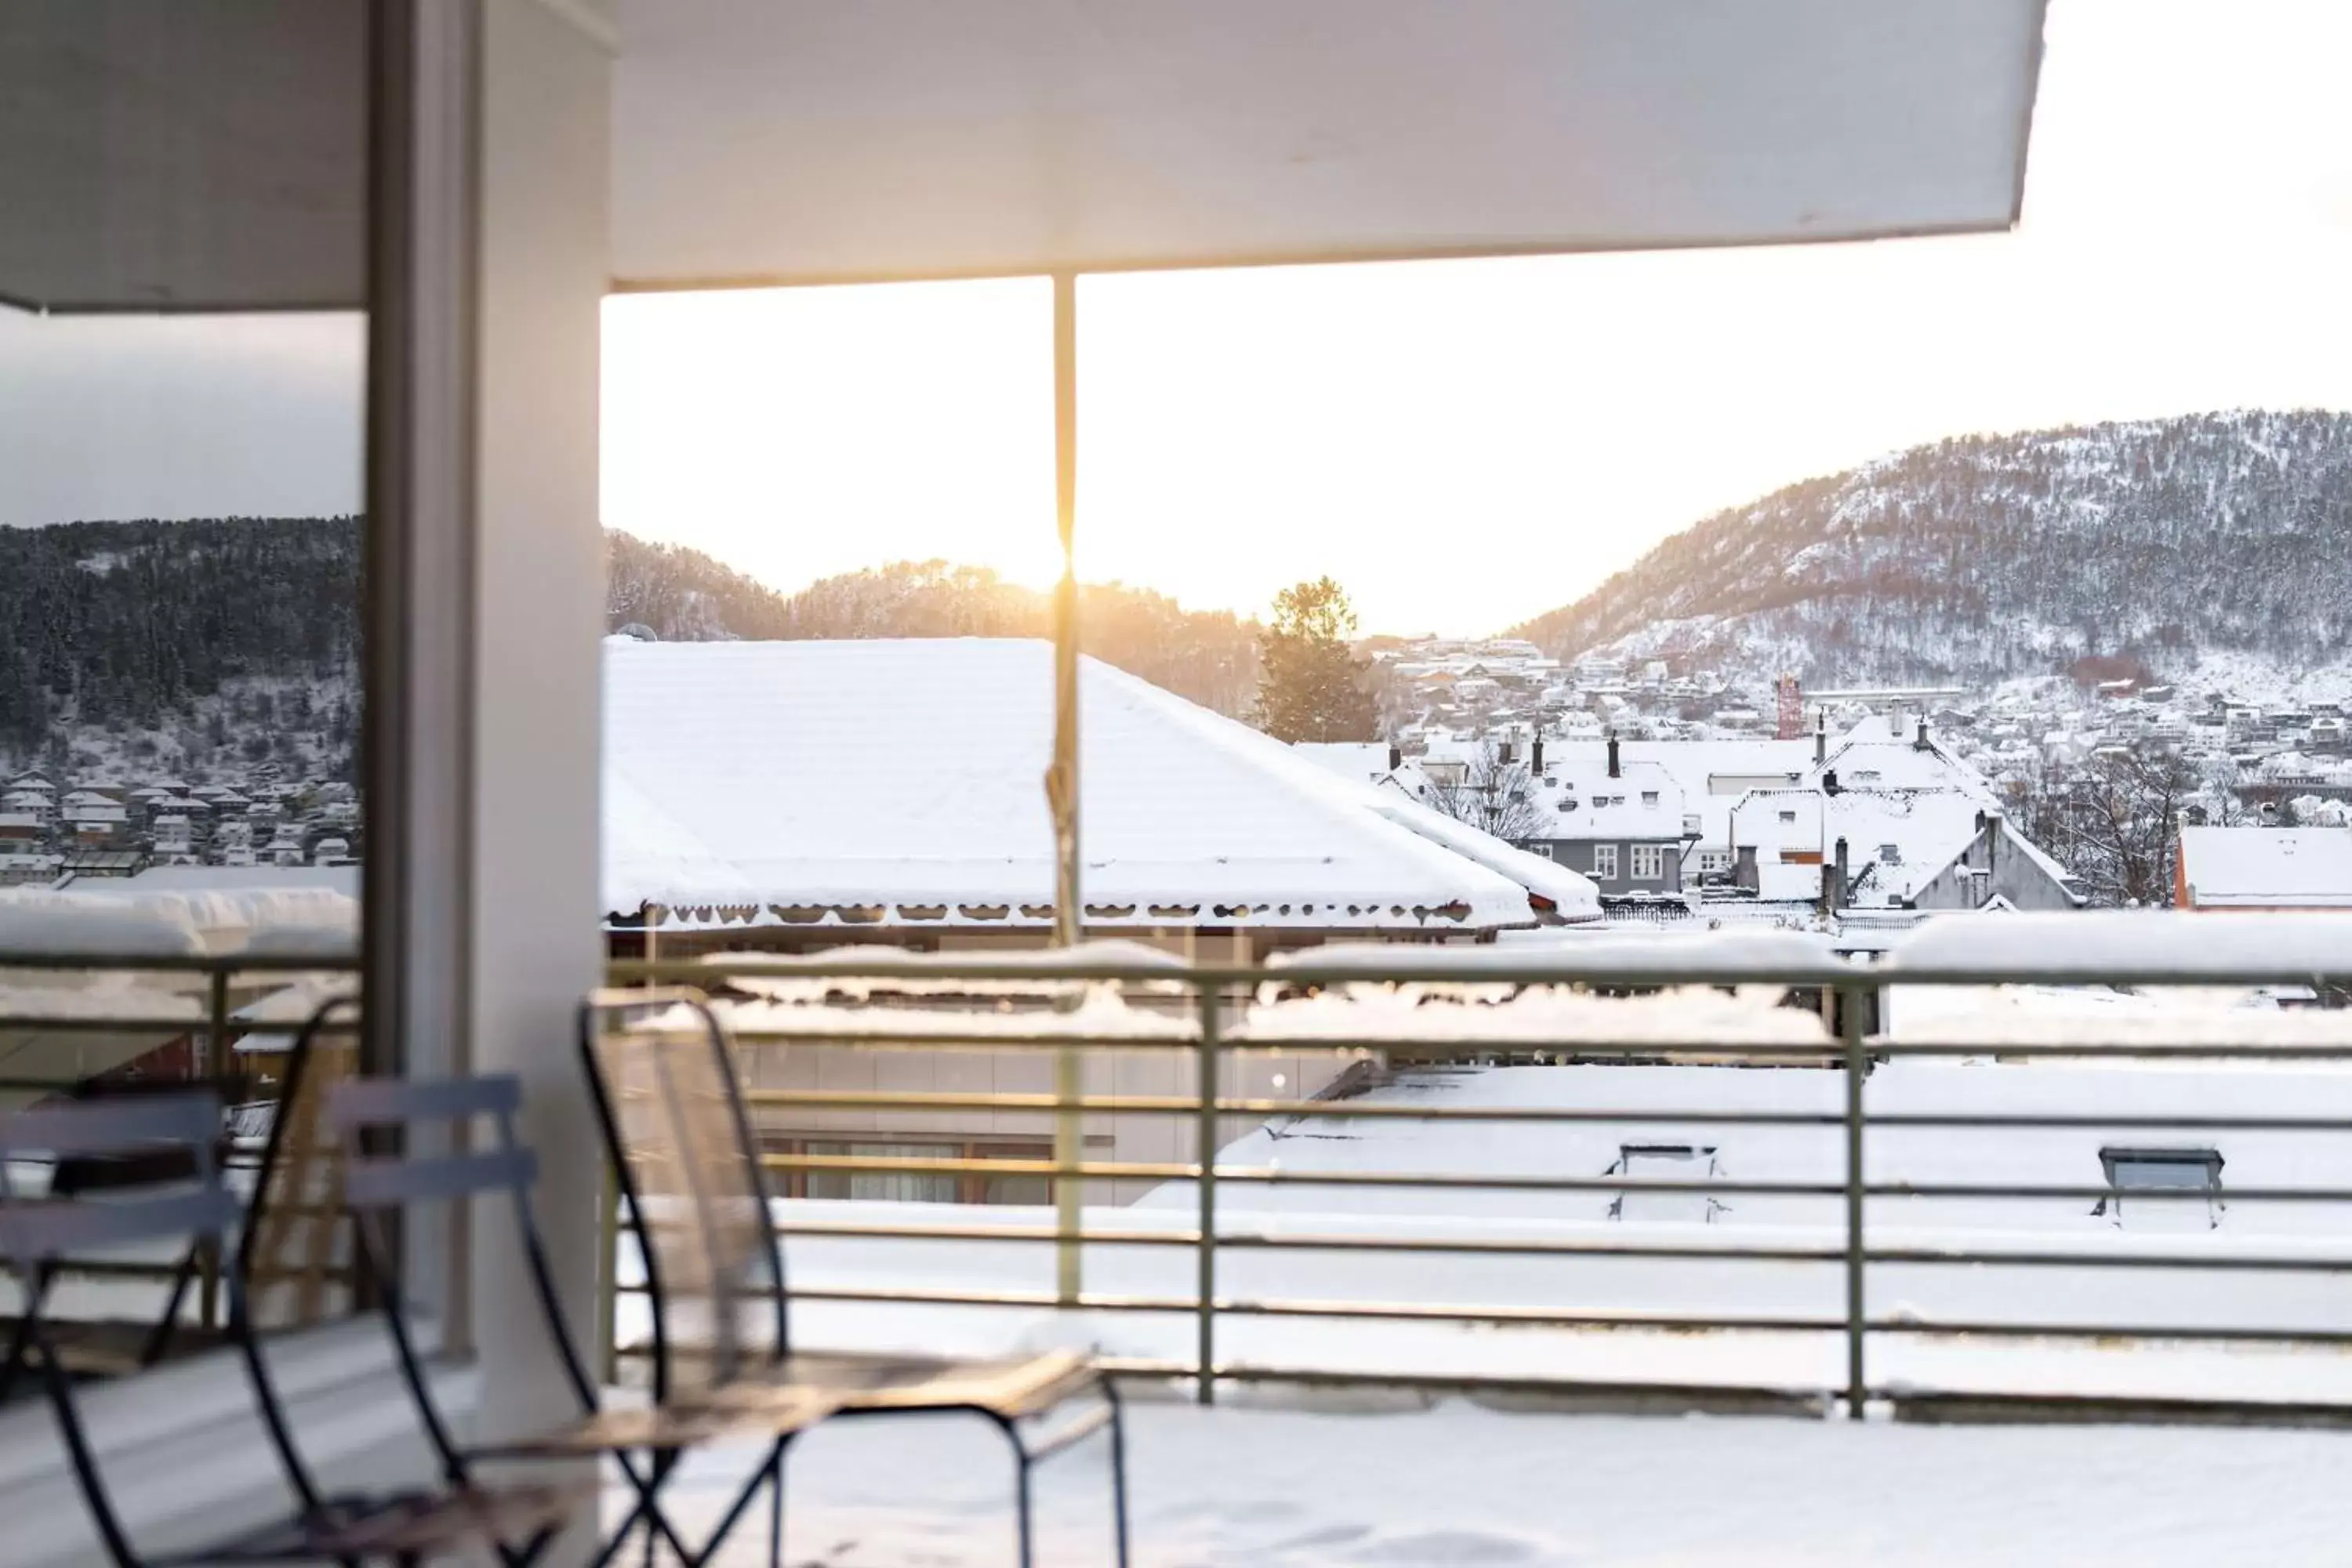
1606;732;1621;779
1915;717;1933;753
1824;836;1850;916
1387;742;1403;772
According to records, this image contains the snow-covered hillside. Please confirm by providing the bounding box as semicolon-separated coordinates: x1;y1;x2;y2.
1512;410;2352;690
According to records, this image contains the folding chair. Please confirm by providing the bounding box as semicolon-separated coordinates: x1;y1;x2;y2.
582;985;1131;1568
322;1069;838;1568
0;1088;579;1567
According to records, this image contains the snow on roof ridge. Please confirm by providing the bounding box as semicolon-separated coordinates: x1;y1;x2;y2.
603;638;1544;929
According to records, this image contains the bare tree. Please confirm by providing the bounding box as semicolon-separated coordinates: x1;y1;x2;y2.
1420;740;1553;845
2028;747;2199;907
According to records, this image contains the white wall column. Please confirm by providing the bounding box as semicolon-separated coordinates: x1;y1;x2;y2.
376;1;612;1553
466;0;612;1494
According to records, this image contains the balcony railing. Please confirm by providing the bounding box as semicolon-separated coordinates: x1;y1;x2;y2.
0;948;363;1350
609;916;2352;1426
13;924;2350;1429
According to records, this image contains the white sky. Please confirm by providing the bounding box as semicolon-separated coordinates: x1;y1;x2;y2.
602;0;2352;635
5;2;2349;638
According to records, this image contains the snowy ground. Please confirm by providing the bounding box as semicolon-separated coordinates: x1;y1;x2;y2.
622;1393;2352;1566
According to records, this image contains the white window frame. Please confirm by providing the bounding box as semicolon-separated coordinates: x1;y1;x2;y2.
1631;843;1665;880
1591;844;1619;880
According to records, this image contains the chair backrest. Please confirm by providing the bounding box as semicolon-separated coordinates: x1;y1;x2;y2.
579;987;787;1401
0;1092;241;1568
323;1069;599;1475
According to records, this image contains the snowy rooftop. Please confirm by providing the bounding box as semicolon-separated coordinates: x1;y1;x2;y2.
603;639;1563;932
2180;826;2352;909
1526;757;1686;841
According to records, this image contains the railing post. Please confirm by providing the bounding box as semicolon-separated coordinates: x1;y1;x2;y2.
1840;979;1867;1420
199;965;231;1333
1194;977;1221;1405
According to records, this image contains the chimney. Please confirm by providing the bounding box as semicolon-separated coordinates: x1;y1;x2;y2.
1387;742;1403;772
1606;732;1621;779
1821;768;1841;797
1813;710;1827;766
1531;733;1544;776
1826;836;1850;916
1915;717;1932;753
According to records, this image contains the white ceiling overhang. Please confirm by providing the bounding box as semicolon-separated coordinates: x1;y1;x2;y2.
1;0;2046;312
613;0;2049;290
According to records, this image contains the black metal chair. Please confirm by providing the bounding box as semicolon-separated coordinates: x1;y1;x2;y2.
321;1068;829;1568
0;1087;579;1567
582;985;1131;1568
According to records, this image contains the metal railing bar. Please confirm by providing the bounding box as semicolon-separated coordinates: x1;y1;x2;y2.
1864;1318;2352;1345
641;1212;2352;1276
609;1279;1848;1334
672;1023;2352;1060
761;1219;1205;1248
0;952;359;975
616;955;2352;988
739;1088;1855;1124
1862;1247;2352;1273
743;1152;2352;1203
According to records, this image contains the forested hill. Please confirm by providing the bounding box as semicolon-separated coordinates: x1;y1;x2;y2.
608;537;1261;716
0;521;1260;764
0;517;360;748
1510;409;2352;687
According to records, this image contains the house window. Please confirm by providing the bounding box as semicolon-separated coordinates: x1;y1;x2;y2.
771;1134;1055;1205
1607;1143;1725;1223
1631;844;1665;879
2093;1145;2223;1231
1530;843;1555;858
1641;790;1660;807
1879;843;1902;863
1591;844;1618;880
1778;809;1798;823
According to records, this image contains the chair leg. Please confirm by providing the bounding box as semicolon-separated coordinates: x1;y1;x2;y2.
641;1450;666;1568
1105;1382;1131;1568
765;1439;787;1568
992;1416;1037;1568
673;1437;788;1568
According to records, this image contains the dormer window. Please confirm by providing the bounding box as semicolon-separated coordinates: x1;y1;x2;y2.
1641;791;1660;807
1879;844;1901;863
1607;1143;1725;1223
1778;809;1797;824
2093;1146;2223;1231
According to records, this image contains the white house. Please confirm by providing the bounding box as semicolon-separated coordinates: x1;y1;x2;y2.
604;637;1598;953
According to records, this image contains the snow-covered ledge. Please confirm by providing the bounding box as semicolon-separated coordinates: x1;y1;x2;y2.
0;1319;476;1567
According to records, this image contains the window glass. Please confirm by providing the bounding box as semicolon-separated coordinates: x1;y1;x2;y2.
0;2;369;1361
1592;844;1618;880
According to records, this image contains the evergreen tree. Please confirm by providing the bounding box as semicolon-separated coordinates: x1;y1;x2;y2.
1251;577;1378;742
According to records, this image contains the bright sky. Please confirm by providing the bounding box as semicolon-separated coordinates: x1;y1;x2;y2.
602;0;2352;636
5;2;2349;639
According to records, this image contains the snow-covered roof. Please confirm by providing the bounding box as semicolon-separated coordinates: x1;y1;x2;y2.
604;639;1549;932
1820;737;1998;801
0;884;356;957
1830;790;1990;906
1360;789;1600;920
1290;742;1396;786
2179;827;2352;909
121;864;362;898
1525;757;1684;842
1548;737;1817;851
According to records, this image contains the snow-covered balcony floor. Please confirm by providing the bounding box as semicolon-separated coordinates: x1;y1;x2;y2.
618;1394;2352;1566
